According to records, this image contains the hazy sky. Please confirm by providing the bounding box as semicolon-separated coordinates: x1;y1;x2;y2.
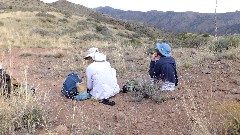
41;0;240;13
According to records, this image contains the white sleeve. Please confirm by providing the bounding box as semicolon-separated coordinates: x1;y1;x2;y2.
111;68;117;77
86;66;93;90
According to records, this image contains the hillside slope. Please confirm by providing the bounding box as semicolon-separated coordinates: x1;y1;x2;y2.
49;0;166;40
96;6;240;35
0;0;57;11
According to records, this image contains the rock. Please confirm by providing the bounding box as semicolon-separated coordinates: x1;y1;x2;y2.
201;69;211;74
54;125;68;133
236;97;240;102
230;89;240;94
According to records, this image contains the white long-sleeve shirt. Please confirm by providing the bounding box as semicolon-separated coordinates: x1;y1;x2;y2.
86;61;120;99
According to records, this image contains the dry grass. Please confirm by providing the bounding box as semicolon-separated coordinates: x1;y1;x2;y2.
0;77;50;134
0;10;240;134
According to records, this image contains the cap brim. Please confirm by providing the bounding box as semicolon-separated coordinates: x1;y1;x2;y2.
84;53;95;60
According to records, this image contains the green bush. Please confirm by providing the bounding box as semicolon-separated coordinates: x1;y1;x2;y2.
128;76;165;102
176;32;209;48
209;36;240;52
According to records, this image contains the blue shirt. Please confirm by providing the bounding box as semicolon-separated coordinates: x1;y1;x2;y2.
149;57;178;86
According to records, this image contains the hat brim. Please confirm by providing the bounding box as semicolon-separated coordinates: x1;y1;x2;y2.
84;53;95;60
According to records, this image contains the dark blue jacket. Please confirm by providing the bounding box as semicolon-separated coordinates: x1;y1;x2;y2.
149;57;178;86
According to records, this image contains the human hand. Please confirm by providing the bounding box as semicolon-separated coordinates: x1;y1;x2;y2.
151;52;159;61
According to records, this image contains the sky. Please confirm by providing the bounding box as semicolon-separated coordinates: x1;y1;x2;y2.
41;0;240;13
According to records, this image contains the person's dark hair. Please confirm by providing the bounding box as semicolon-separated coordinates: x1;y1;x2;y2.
154;49;165;57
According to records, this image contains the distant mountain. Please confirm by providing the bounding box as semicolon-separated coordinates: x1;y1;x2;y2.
96;6;240;35
49;0;94;16
49;0;166;39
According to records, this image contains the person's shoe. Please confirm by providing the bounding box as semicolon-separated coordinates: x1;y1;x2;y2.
100;99;115;106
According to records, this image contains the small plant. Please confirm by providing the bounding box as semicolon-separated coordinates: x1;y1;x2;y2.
0;21;4;26
129;38;141;44
128;76;165;102
183;62;192;68
22;108;45;132
19;53;33;57
38;51;64;58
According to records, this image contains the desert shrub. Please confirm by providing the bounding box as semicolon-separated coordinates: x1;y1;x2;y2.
36;12;56;18
117;31;128;38
95;25;110;36
128;76;167;103
62;11;72;18
217;52;240;60
130;38;141;44
22;108;45;132
202;33;210;37
81;34;101;41
40;18;54;23
58;18;68;23
19;53;33;57
30;29;50;37
0;21;4;26
86;17;94;22
176;32;209;48
38;51;64;58
77;20;88;26
0;87;48;134
209;36;240;52
210;102;240;135
16;19;21;22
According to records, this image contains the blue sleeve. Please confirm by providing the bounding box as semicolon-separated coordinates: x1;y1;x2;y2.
149;61;155;78
149;61;161;78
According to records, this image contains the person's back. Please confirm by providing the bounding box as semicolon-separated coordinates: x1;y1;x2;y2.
86;61;120;99
85;52;120;99
152;56;177;85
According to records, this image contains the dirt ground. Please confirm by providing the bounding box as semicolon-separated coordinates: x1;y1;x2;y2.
1;47;240;135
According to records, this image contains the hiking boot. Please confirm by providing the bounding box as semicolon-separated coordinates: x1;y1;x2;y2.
100;99;115;106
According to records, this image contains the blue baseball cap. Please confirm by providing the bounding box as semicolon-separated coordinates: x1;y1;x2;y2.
156;43;171;57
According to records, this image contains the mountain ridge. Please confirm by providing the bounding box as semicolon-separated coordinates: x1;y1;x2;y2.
96;6;240;35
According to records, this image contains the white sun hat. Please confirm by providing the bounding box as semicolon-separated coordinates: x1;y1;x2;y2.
94;52;106;62
84;47;99;59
